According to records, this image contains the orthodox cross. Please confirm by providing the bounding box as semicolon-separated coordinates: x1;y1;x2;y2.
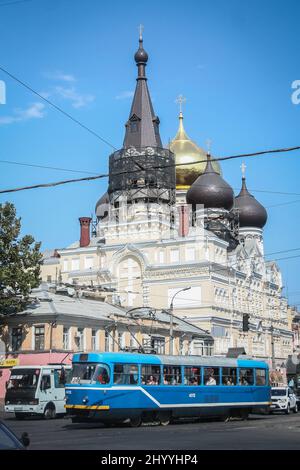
206;138;212;154
241;162;246;178
139;24;144;40
175;94;186;113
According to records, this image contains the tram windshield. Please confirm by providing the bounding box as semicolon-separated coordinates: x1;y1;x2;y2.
70;363;110;384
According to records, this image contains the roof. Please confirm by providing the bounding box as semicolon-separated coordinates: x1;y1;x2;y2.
123;36;162;149
72;351;267;368
234;176;267;229
11;286;212;339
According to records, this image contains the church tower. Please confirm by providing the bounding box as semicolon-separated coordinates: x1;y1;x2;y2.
234;164;268;254
103;31;176;242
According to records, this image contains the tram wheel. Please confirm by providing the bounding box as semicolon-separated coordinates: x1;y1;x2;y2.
240;410;249;420
129;416;142;427
158;412;171;426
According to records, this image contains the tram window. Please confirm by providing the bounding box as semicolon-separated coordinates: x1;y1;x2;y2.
204;367;220;386
92;365;110;384
255;369;266;386
70;363;97;384
114;364;138;385
222;368;237;385
184;367;201;385
163;366;182;385
141;365;161;385
239;368;254;386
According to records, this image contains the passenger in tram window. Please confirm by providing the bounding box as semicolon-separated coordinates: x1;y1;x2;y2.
147;375;155;385
205;375;216;386
96;368;109;384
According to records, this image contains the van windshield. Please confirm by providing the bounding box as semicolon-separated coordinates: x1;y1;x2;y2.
70;363;110;384
7;369;40;390
271;388;287;396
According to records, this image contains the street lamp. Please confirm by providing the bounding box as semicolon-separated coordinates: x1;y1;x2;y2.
169;287;191;355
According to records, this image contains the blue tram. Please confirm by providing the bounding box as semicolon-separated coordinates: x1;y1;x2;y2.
65;352;271;426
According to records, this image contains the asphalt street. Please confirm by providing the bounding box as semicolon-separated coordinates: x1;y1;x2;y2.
1;411;300;450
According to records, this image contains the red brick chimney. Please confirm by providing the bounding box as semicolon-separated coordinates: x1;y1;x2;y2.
178;205;190;237
79;217;92;247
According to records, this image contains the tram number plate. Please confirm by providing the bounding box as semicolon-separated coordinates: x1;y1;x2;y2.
204;395;219;403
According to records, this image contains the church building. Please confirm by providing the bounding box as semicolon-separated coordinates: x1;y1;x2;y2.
41;33;293;370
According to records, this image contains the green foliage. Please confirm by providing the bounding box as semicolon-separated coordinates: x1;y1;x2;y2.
0;202;42;316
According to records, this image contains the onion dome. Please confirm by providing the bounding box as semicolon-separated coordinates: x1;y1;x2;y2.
186;153;234;210
235;176;267;228
134;37;148;64
95;192;109;220
169;111;221;189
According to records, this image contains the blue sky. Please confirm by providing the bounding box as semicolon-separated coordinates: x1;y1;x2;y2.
0;0;300;305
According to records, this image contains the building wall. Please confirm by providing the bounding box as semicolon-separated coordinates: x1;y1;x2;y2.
39;205;294;369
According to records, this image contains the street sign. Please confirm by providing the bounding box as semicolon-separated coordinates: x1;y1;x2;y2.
0;358;19;368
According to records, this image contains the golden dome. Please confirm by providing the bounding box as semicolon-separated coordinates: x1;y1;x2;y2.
169;112;221;190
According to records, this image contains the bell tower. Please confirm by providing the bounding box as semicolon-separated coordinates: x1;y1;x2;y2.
106;30;176;242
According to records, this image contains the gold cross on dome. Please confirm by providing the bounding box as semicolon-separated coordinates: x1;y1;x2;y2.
139;24;144;40
241;162;246;177
206;138;212;153
175;94;186;113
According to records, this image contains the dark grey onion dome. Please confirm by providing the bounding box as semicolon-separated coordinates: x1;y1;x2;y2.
95;192;109;219
235;177;267;228
134;38;148;64
186;154;234;210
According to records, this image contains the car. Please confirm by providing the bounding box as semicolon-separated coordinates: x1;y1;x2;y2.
270;387;298;415
0;420;30;450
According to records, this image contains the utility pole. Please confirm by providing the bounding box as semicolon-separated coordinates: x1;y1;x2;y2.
270;324;275;370
169;287;191;355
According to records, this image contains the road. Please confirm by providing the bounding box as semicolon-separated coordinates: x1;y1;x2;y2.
2;411;300;450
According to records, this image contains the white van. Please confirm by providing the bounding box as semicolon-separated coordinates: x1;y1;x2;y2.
270;386;298;414
4;364;71;420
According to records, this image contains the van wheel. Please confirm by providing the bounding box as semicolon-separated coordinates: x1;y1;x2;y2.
293;404;298;414
44;404;56;419
285;404;290;415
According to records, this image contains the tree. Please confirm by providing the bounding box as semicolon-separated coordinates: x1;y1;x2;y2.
0;202;42;316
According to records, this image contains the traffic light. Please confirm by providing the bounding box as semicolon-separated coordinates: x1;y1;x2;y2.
242;313;250;332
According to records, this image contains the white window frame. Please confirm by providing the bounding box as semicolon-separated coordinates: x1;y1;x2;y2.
170;249;180;263
71;258;80;271
84;256;94;270
186;247;196;262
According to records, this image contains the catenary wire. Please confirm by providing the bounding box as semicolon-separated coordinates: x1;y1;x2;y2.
1;144;300;194
0;65;117;151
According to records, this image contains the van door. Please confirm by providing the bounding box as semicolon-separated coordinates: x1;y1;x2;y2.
52;369;67;414
38;370;52;414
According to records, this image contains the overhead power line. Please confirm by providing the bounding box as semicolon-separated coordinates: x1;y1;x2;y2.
1;144;300;194
0;159;99;175
2;158;300;197
0;174;106;194
0;65;117;151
